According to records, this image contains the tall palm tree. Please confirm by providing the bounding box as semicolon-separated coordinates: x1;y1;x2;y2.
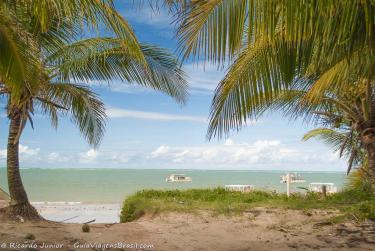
1;1;188;218
2;82;106;218
172;0;375;190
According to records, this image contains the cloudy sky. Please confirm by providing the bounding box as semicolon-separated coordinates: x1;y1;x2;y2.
0;1;346;171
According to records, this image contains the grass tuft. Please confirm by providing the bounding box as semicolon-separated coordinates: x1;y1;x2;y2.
82;224;90;233
25;233;35;240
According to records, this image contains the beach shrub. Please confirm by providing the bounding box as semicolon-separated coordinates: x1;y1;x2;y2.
120;197;148;222
82;224;90;233
25;233;35;240
350;201;375;220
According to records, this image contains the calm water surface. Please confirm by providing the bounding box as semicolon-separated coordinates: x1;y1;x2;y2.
0;168;347;203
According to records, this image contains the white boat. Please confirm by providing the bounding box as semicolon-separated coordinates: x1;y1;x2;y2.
225;185;254;193
280;172;306;183
166;174;192;182
309;183;338;194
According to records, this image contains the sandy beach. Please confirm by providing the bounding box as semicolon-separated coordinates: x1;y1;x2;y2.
1;204;374;251
32;203;121;223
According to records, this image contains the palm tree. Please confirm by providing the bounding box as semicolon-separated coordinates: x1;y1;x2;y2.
172;0;375;190
1;1;188;218
2;82;106;219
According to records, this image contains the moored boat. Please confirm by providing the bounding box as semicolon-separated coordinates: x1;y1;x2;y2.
309;182;338;194
166;174;192;182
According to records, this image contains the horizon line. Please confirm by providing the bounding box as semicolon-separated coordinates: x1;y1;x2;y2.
0;167;346;173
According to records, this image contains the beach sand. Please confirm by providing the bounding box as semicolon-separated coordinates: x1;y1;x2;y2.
33;203;121;223
0;205;374;251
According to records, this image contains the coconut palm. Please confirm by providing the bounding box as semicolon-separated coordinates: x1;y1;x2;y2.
1;1;188;218
172;0;375;190
2;39;187;219
2;82;106;218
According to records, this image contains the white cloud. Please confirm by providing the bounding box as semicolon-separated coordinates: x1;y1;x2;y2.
0;144;40;162
107;108;207;123
19;145;40;157
150;145;170;158
0;149;6;159
79;149;99;163
48;152;59;161
147;139;343;170
224;138;234;146
47;152;69;163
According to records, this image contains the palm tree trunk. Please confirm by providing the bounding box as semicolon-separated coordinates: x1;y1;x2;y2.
5;110;40;219
361;128;375;193
366;147;375;193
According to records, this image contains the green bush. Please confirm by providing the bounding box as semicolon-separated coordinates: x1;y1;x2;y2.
82;224;90;233
346;201;375;220
120;197;148;222
25;233;35;240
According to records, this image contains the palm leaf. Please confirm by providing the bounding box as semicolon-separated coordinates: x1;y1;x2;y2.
37;83;107;147
47;38;188;103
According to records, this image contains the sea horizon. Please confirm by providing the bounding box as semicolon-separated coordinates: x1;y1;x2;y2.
0;167;347;173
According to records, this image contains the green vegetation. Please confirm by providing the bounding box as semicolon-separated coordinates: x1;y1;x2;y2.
82;224;90;233
120;184;375;223
24;233;35;240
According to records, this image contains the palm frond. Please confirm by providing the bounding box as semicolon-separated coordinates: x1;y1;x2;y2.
206;34;314;138
176;0;247;64
4;0;146;63
176;0;375;64
47;38;188;103
0;7;41;102
303;128;363;173
38;83;106;147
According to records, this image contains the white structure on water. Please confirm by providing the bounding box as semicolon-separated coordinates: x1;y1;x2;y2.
309;183;338;194
280;173;306;184
165;174;192;182
281;173;306;197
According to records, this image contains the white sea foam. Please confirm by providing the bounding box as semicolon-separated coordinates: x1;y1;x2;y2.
33;201;83;206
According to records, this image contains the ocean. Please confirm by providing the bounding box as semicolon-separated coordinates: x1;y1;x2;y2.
0;168;347;204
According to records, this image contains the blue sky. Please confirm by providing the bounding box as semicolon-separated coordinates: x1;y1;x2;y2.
0;2;346;171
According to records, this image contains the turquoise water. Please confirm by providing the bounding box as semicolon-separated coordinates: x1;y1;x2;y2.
0;168;347;203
